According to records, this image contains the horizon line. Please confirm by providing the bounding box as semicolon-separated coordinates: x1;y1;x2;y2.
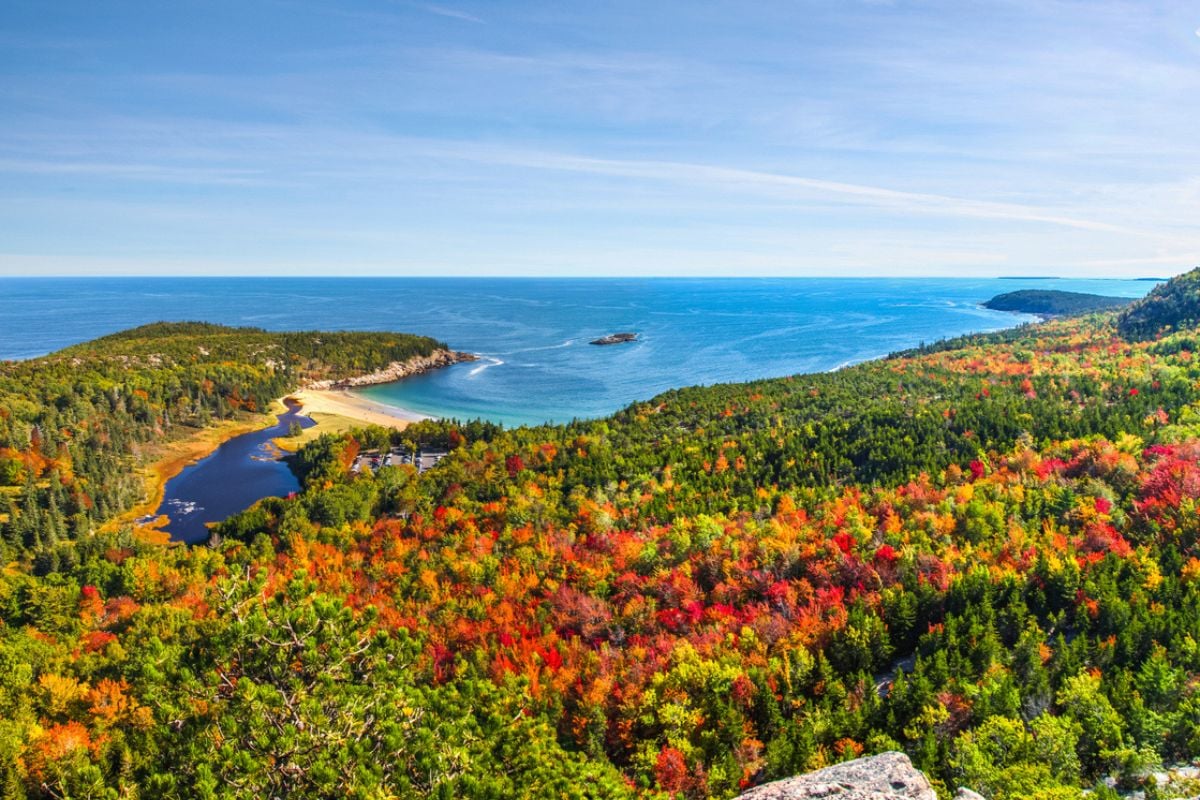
0;272;1175;281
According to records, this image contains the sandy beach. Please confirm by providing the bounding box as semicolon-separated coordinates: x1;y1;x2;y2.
288;388;430;431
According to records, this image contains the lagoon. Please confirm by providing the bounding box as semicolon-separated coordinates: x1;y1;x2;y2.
155;402;314;543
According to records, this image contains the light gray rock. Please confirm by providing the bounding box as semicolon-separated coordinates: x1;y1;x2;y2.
736;752;937;800
304;349;476;391
953;789;986;800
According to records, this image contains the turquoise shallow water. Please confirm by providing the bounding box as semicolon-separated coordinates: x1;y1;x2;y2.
0;276;1159;427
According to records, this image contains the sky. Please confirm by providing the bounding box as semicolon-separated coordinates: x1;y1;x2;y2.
1;0;1198;278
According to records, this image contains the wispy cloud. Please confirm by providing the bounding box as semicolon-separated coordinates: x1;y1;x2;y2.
0;121;1175;240
406;143;1190;242
410;3;484;24
0;158;282;186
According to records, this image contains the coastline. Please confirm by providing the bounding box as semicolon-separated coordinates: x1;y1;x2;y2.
304;347;476;390
975;303;1046;324
273;390;432;451
290;388;431;430
118;309;1062;530
274;348;473;447
274;347;472;443
287;311;1053;429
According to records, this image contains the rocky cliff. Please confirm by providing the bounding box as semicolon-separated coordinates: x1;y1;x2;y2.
304;348;476;390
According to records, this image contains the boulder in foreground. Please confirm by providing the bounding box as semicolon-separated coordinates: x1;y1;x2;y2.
735;752;937;800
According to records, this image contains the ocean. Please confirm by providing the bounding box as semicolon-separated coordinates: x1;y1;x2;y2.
0;277;1158;427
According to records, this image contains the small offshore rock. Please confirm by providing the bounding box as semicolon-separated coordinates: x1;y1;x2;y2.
736;752;937;800
590;332;638;346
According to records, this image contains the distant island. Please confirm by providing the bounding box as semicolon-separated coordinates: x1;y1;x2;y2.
982;288;1132;316
590;332;638;345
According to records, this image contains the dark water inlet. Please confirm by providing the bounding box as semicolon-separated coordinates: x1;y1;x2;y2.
156;401;315;543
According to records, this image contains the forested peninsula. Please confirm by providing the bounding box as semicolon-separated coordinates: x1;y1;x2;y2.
4;271;1200;798
981;289;1133;316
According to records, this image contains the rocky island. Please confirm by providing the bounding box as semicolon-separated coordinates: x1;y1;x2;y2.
590;332;638;345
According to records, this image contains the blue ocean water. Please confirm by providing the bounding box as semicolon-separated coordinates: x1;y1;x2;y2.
0;277;1159;427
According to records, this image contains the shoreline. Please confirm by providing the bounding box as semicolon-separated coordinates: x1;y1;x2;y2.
287;309;1053;428
974;303;1045;324
304;348;476;390
273;347;472;443
288;387;433;431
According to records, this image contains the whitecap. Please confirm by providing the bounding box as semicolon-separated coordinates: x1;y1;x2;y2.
502;339;576;355
468;357;504;377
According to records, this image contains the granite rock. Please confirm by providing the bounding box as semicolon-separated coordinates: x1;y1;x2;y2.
736;753;938;800
305;348;476;390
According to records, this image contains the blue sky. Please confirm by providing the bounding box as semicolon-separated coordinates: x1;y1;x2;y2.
1;0;1197;277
